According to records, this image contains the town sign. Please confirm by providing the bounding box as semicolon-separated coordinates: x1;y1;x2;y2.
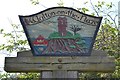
19;7;102;56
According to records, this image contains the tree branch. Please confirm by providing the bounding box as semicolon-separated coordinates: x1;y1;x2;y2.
90;0;99;16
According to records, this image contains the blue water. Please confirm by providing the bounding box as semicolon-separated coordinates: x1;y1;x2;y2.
82;37;93;49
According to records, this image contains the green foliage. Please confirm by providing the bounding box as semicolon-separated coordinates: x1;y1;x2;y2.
49;31;76;39
18;73;40;79
0;73;18;79
90;1;119;78
79;72;101;79
0;73;40;79
97;1;105;8
81;8;89;13
77;7;89;13
57;0;64;7
70;45;76;48
30;0;39;5
0;29;4;33
48;31;83;40
94;23;118;53
0;24;29;52
48;32;61;39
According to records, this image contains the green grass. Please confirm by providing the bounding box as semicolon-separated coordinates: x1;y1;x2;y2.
48;31;81;39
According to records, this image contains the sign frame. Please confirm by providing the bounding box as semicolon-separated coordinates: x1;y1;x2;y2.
19;7;102;56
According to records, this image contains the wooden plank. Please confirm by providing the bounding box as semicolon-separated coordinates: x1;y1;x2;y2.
5;62;115;68
5;56;114;63
4;63;115;72
17;50;107;57
17;50;32;57
5;50;115;73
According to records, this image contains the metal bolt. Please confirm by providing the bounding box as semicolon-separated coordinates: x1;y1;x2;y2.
58;58;62;62
58;65;62;69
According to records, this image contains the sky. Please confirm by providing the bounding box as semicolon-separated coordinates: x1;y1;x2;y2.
0;0;119;72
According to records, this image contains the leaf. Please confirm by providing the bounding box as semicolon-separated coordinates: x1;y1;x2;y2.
84;1;88;4
57;0;64;6
91;12;95;16
0;29;4;33
30;0;39;5
81;8;89;13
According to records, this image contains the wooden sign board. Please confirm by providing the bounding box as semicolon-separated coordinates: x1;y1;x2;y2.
4;7;115;73
4;50;115;72
19;7;102;56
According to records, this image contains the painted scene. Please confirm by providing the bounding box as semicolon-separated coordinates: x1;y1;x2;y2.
25;16;95;56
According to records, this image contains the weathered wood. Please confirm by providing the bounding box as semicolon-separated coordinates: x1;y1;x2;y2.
67;71;78;78
41;71;52;78
52;71;68;78
41;71;78;78
17;50;32;57
5;56;114;63
4;50;115;73
5;62;115;72
17;50;107;57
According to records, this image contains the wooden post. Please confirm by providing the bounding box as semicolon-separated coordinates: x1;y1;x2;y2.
41;71;78;79
41;71;52;78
